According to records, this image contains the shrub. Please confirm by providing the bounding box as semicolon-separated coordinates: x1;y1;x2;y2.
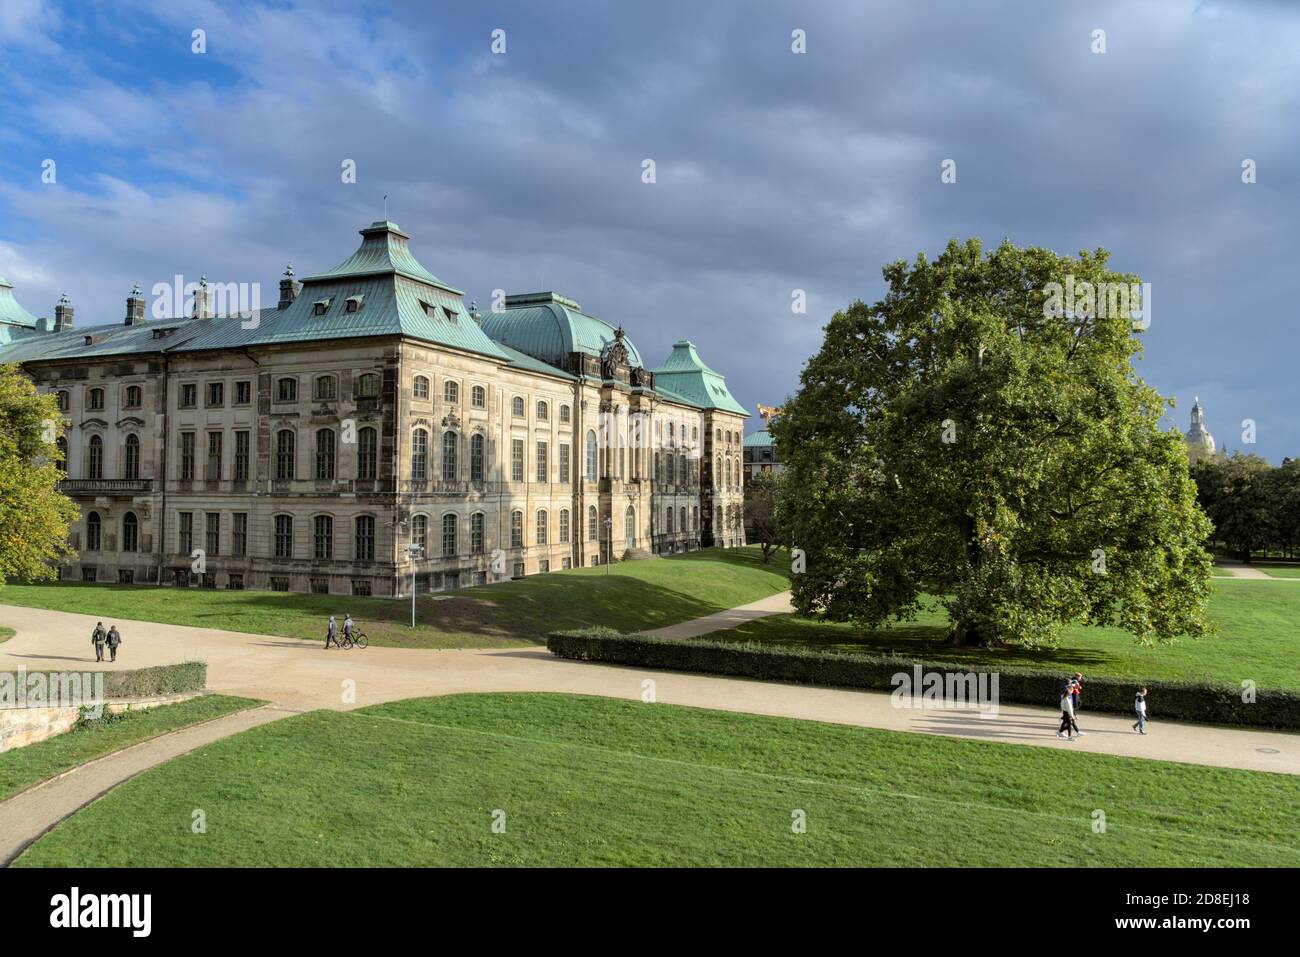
547;629;1300;730
1;661;207;702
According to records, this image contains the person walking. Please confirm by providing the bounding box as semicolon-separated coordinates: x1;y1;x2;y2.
1057;681;1076;740
1133;687;1149;735
91;621;107;662
342;614;355;645
1069;675;1085;736
325;615;339;650
106;625;122;662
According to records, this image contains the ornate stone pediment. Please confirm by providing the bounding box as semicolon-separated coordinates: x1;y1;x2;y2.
80;418;108;430
116;416;146;429
441;410;462;430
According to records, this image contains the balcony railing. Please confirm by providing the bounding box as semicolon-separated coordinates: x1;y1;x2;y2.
398;480;506;496
58;478;153;495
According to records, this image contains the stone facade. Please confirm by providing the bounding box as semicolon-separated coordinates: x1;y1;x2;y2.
1;222;747;597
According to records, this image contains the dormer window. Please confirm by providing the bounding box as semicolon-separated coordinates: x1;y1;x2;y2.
152;327;177;339
312;297;333;316
345;295;365;313
442;306;458;323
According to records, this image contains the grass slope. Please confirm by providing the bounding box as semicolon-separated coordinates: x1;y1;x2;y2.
0;547;788;650
0;694;263;802
707;580;1300;691
0;627;13;644
16;693;1299;867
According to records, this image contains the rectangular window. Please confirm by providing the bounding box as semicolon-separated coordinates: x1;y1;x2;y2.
235;380;252;405
314;515;333;560
539;559;550;573
234;430;250;481
351;579;372;597
206;431;223;480
205;512;220;555
270;577;289;592
178;512;193;555
513;562;525;578
228;573;244;590
355;516;375;562
511;438;524;482
118;569;134;584
559;443;570;483
179;383;197;408
311;578;329;595
358;428;377;480
206;382;224;407
274;515;293;559
536;441;548;483
232;512;247;557
471;513;484;554
82;566;97;582
277;378;297;402
562;558;571;570
180;432;196;480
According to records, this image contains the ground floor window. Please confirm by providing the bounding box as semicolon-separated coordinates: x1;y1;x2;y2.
444;572;460;591
562;557;571;570
311;577;329;594
174;569;190;587
539;559;550;573
201;573;216;589
117;569;134;584
270;576;290;592
351;579;372;596
513;562;525;578
227;574;244;590
82;566;97;582
590;555;600;567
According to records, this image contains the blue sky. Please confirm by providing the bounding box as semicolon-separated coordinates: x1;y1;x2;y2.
2;0;1298;460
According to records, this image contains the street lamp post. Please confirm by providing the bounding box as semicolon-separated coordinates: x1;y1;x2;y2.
604;515;612;574
404;543;424;627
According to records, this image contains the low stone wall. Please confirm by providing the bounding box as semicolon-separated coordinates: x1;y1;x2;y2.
0;691;204;753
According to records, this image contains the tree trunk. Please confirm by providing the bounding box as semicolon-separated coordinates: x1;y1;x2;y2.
950;619;992;647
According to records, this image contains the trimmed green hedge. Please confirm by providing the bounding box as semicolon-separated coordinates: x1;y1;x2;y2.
548;628;1300;731
1;661;207;700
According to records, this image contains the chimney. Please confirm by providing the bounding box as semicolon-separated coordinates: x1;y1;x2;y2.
54;292;74;332
191;275;212;319
278;262;302;310
125;283;146;325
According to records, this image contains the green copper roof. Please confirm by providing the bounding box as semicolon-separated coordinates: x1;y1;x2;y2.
478;293;645;368
0;277;38;329
651;340;747;415
744;429;775;449
303;221;463;294
494;341;576;380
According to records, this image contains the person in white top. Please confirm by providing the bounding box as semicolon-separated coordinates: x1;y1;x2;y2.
1132;687;1149;735
1056;684;1076;740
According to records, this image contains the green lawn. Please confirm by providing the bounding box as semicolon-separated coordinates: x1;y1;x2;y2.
0;626;13;644
705;580;1300;691
1258;565;1300;579
15;693;1297;868
0;694;262;802
0;547;789;650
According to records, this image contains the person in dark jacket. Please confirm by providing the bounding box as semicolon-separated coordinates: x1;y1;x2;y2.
91;622;107;662
106;625;122;662
325;615;339;649
1069;674;1085;736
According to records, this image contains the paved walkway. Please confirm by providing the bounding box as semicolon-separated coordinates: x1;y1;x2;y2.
643;590;794;638
0;599;1297;864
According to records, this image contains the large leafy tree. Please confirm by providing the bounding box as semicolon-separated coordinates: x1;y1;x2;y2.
743;471;783;563
0;363;79;587
1191;452;1279;562
773;239;1212;648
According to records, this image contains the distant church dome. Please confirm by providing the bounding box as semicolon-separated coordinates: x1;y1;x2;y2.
1185;396;1217;464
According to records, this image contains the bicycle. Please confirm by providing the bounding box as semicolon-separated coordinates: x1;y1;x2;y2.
340;630;369;650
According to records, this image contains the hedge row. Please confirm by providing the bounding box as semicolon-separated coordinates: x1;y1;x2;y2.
1;661;207;701
548;628;1300;731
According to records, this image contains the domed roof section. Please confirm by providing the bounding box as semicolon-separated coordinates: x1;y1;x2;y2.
0;277;39;329
1185;396;1217;463
652;340;747;415
478;292;644;368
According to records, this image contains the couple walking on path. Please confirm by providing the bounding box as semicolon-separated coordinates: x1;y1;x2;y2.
90;621;122;662
1056;673;1150;739
323;614;365;649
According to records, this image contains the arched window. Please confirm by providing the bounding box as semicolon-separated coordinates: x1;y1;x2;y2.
122;511;138;552
412;514;427;555
356;373;381;399
355;515;375;561
625;505;635;547
678;453;686;486
559;509;570;544
413;375;430;399
716;455;722;488
587;505;598;541
313;515;334;559
442;431;458;481
471;385;486;408
86;511;101;551
536;509;548;545
125;385;142;408
277;377;297;402
314;375;337;401
358;427;377;479
124;434;140;479
585;431;597;481
274;514;293;558
87;435;103;479
442;513;457;557
471;512;485;553
412;429;428;481
680;506;686;534
275;429;295;479
87;387;104;411
55;436;67;471
536;400;548;420
315;428;336;479
725;458;731;489
510;510;523;548
666;508;674;534
444;380;459;404
559;404;570;423
470;433;485;481
511;396;525;417
716;506;723;533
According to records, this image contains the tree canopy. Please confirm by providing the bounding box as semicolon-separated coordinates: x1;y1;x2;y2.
773;239;1212;647
0;363;79;587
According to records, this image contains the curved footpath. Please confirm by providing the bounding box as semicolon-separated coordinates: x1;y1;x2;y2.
0;598;1296;864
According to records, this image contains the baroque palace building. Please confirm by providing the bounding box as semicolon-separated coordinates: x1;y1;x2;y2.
0;221;748;596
